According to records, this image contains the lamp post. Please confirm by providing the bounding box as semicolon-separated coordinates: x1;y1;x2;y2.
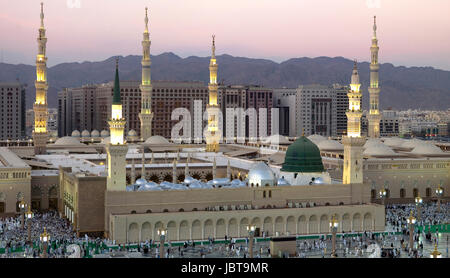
329;214;339;258
40;227;50;258
157;229;167;258
406;211;416;252
430;243;442;258
25;207;33;244
19;200;26;229
415;195;423;222
247;225;256;258
379;188;387;206
435;185;443;213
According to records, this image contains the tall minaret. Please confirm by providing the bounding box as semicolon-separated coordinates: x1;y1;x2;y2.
33;2;49;154
205;35;221;152
368;16;381;138
139;7;154;140
106;58;128;191
342;61;365;184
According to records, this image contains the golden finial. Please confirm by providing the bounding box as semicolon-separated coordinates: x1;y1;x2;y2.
373;16;377;37
40;2;44;27
145;7;149;31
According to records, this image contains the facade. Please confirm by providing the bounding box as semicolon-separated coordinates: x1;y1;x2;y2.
273;88;296;137
0;83;26;140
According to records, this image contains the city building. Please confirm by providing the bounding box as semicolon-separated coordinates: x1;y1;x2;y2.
380;110;399;137
0;82;26;140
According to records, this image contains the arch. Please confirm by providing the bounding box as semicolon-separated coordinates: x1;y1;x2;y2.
128;223;139;243
413;188;419;198
228;218;238;238
400;188;406;198
352;213;362;232
163;174;172;182
251;217;261;227
167;221;177;241
308;215;318;234
298;215;307;234
192;173;201;180
320;214;329;233
204;219;214;239
192;220;201;240
141;222;151;241
205;173;213;181
239;218;249;237
177;174;185;183
286;216;295;235
426;187;431;197
178;208;184;212
370;189;376;199
216;219;226;239
363;213;372;230
263;217;273;236
149;174;160;183
153;221;163;241
179;220;189;241
274;216;284;235
342;213;351;232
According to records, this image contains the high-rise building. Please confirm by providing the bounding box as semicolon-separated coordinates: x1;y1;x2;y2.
334;84;349;137
246;86;273;139
0;83;26;140
368;16;381;138
342;62;365;184
139;7;153;141
33;3;49;154
218;85;247;142
380;110;399;137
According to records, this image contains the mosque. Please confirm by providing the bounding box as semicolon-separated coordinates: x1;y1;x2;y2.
0;5;448;243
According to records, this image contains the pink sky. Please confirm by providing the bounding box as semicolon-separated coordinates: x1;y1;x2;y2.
1;0;450;70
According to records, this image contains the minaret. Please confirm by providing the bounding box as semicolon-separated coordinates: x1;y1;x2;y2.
139;7;154;140
185;154;190;177
172;159;177;184
151;151;154;164
342;61;365;184
368;16;381;138
106;58;128;191
205;35;221;152
131;157;136;185
226;159;231;180
212;156;217;179
33;2;49;154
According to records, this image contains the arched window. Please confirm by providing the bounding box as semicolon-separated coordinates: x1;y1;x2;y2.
426;188;431;197
146;210;152;213
131;210;136;214
179;208;184;212
371;189;376;199
400;188;406;198
163;209;169;213
263;191;266;198
413;188;418;198
269;191;272;198
385;188;390;198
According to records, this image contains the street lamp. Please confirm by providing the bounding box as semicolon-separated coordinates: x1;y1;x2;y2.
379;188;387;206
157;229;167;258
40;227;50;258
329;214;339;258
406;211;416;252
19;200;26;229
246;225;256;258
430;244;442;258
415;195;423;222
25;207;34;244
435;185;443;213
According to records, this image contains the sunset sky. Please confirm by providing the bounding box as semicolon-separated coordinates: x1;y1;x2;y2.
1;0;450;70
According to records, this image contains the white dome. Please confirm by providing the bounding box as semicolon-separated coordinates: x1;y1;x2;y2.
128;129;137;137
277;177;290;186
248;162;275;186
401;139;425;149
81;130;90;137
135;178;147;185
411;143;444;155
145;135;171;144
54;136;82;146
102;137;111;144
307;134;326;144
263;134;290;145
383;137;405;148
317;139;343;151
363;142;396;156
71;130;80;137
91;130;100;137
100;130;109;137
364;138;382;149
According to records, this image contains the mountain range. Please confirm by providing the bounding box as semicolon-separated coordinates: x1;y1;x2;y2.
0;53;449;110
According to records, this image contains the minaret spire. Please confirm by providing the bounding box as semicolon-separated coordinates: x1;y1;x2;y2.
139;6;154;140
212;35;216;59
40;2;44;28
373;16;377;38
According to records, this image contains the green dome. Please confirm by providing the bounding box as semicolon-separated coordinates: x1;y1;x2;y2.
281;136;324;173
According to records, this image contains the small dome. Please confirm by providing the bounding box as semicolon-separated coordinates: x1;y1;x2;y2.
281;136;324;173
71;130;80;137
248;162;275;185
183;176;196;185
401;139;425;149
135;178;147;185
54;136;82;146
91;130;100;137
207;178;231;186
317;139;343;151
263;134;290;145
145;135;171;144
364;138;382;149
81;130;90;137
307;134;326;144
128;129;137;137
363;142;396;156
383;137;405;148
277;177;290;186
411;143;444;155
100;130;109;137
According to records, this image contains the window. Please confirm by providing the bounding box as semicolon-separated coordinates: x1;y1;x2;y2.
263;191;266;198
400;188;405;198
